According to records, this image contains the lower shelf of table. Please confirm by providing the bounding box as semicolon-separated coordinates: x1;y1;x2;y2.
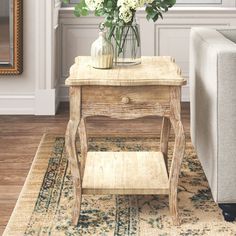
82;151;169;195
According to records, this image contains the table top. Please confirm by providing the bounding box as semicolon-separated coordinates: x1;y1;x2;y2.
65;56;187;86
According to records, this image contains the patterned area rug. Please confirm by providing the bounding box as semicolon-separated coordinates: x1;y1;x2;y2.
3;134;236;236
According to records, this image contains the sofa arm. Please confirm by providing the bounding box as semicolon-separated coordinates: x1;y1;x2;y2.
190;27;236;202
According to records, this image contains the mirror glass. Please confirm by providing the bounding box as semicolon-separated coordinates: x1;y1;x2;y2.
0;0;13;65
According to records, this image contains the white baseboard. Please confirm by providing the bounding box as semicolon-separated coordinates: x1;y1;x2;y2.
0;94;35;115
0;88;61;115
35;89;57;115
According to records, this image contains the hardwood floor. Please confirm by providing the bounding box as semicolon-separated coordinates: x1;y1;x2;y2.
0;102;190;234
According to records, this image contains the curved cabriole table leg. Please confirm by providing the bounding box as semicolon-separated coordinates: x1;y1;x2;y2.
160;117;171;175
169;86;186;226
66;119;81;225
78;118;88;178
65;86;82;226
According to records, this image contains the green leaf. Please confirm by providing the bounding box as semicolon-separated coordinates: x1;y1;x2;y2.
73;0;89;17
153;13;160;21
81;8;88;16
145;0;176;22
106;0;113;9
146;14;151;21
74;7;81;17
104;21;113;28
146;6;156;21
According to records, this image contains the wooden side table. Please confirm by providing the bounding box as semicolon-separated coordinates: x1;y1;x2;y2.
65;56;186;226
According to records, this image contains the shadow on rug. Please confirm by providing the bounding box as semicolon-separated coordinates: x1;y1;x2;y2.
3;134;236;236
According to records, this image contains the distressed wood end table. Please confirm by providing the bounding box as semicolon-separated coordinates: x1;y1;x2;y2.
65;56;186;226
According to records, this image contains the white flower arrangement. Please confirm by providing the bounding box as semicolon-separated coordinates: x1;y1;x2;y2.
63;0;175;60
84;0;162;23
64;0;176;26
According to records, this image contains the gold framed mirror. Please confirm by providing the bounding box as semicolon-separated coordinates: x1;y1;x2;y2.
0;0;23;75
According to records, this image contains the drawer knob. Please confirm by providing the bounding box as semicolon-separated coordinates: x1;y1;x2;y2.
121;96;130;104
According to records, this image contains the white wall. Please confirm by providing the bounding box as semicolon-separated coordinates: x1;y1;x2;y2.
59;7;236;102
1;4;236;115
0;0;36;114
0;0;61;115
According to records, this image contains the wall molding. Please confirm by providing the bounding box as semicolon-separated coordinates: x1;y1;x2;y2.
60;23;98;79
33;0;61;115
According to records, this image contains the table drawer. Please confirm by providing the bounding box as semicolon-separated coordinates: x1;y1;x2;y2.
82;86;171;119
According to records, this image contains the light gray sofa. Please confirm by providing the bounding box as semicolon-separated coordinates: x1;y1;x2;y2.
190;27;236;221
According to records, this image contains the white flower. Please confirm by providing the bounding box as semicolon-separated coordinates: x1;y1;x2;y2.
117;0;155;23
119;6;133;23
117;0;138;9
117;0;154;11
85;0;104;11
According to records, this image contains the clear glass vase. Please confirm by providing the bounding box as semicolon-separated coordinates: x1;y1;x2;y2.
109;20;141;66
